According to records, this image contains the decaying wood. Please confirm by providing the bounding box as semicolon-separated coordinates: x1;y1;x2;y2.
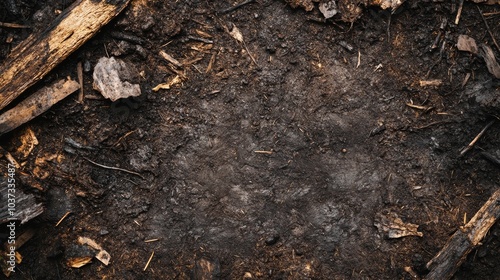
0;182;44;225
0;78;80;136
0;0;131;111
425;189;500;280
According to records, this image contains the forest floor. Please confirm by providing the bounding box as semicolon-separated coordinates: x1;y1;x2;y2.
0;0;499;279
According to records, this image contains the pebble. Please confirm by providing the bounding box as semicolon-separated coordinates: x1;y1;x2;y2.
265;234;279;246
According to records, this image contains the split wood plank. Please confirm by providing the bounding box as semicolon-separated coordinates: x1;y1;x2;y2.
425;189;500;280
0;78;80;135
0;0;131;111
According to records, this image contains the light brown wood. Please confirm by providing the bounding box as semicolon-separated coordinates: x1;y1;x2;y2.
0;0;131;111
0;78;80;135
425;189;500;280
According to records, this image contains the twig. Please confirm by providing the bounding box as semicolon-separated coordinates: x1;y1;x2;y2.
77;62;84;103
55;211;71;227
477;6;500;53
0;22;30;29
455;0;464;25
219;0;256;14
187;35;213;44
483;11;500;16
83;156;145;179
481;151;500;167
243;40;258;67
459;120;495;156
143;251;155;271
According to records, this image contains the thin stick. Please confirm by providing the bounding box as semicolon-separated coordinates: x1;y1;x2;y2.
144;238;159;243
83;157;145;179
77;61;84;102
481;151;500;166
0;22;30;29
455;0;464;25
219;0;256;14
477;6;500;53
243;41;258;67
254;150;273;154
143;251;155;271
483;11;500;16
55;211;71;227
459;120;495;156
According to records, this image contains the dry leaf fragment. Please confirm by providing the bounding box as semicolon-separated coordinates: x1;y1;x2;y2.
78;236;111;266
152;75;183;91
479;44;500;79
457;35;478;54
67;256;92;268
229;24;244;43
16;128;38;160
374;212;423;239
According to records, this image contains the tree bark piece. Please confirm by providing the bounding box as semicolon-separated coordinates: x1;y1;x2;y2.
0;78;80;136
0;180;44;225
425;189;500;280
0;0;131;111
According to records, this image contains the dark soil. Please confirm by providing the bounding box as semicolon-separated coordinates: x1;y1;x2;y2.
0;0;499;279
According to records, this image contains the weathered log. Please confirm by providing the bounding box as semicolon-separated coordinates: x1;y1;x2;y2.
0;78;80;136
0;0;131;111
425;189;500;280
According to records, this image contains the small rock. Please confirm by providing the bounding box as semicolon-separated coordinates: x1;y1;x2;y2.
265;234;279;246
99;229;109;236
93;56;141;101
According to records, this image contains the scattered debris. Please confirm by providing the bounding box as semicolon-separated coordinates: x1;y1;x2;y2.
78;237;111;266
319;1;338;19
419;79;443;87
159;50;183;68
457;35;500;79
67;256;93;268
425;189;500;280
16;128;38;161
227;22;258;66
83;156;145;180
93;57;142;101
192;257;221;280
0;0;131;111
0;78;80;136
479;44;500;79
459;120;495;156
374;211;423;239
152;75;183;91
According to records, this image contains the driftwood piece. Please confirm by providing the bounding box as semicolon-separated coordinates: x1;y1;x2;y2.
0;179;44;225
425;189;500;280
0;0;131;111
0;78;80;136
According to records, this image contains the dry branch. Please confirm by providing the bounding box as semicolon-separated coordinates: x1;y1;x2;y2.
0;0;131;111
0;78;80;136
425;189;500;280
